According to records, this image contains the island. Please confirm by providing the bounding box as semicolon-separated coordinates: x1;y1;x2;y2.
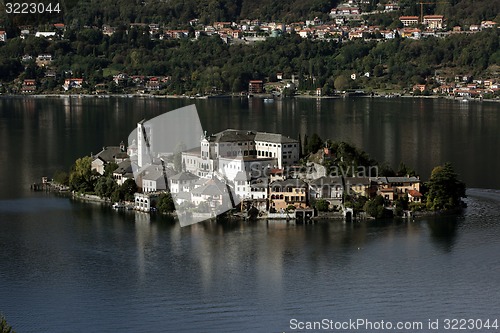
50;120;466;223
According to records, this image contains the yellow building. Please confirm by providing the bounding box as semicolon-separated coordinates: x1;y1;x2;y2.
269;179;308;211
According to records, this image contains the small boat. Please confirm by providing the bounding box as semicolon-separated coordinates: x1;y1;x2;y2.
263;98;274;103
112;202;125;209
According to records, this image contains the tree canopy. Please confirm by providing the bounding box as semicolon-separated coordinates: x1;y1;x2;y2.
425;163;466;211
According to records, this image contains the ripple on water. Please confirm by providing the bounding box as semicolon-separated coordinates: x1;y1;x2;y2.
0;197;71;214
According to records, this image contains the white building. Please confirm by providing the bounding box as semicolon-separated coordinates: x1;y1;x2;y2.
234;171;252;200
254;131;299;167
134;192;160;212
169;171;198;193
35;31;57;39
113;160;134;186
139;163;173;193
91;144;128;175
182;129;300;180
423;15;444;29
399;16;419;27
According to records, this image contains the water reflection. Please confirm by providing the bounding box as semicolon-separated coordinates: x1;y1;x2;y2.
427;217;460;252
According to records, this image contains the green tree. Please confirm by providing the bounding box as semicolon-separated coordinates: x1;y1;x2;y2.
363;195;388;218
307;133;323;154
334;75;350;92
315;199;329;212
425;163;466;211
53;170;69;185
0;315;15;333
157;192;175;214
303;134;309;155
95;176;119;199
69;156;98;193
298;133;303;158
104;162;119;177
121;178;138;201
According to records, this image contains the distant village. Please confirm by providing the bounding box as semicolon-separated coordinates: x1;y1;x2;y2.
87;123;423;221
1;0;498;99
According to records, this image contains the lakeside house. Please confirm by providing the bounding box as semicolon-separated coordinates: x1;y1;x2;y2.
269;179;308;211
21;79;37;94
63;78;84;91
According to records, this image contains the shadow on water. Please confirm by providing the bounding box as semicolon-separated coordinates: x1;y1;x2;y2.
427;216;460;252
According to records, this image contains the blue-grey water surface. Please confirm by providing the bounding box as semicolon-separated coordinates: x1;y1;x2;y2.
0;97;499;332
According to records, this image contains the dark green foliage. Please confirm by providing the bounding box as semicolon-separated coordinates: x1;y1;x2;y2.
69;156;98;193
0;315;15;333
121;179;138;201
327;141;378;176
0;1;498;94
0;58;23;82
95;176;119;199
425;163;466;211
315;199;329;212
344;195;368;213
409;202;425;212
394;194;409;216
53;170;69;185
104;162;119;177
396;162;416;177
111;179;138;202
157;192;175;214
364;195;388;218
298;133;303;158
306;133;323;154
379;163;396;177
303;134;309;155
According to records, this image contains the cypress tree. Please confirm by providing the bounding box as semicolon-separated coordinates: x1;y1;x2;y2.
303;134;309;155
298;133;303;158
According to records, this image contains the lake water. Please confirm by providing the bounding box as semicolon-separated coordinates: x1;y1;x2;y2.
0;97;499;332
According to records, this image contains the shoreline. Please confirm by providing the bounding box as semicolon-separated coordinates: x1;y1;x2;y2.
2;92;499;103
50;186;466;223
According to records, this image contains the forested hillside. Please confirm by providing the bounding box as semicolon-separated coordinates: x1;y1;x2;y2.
0;0;498;95
1;0;498;28
0;26;497;94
